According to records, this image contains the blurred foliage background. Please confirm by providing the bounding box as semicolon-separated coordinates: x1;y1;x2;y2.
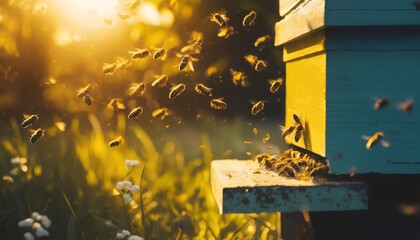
0;0;286;239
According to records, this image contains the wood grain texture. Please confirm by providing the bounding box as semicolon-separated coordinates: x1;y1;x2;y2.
211;160;368;214
279;0;304;17
283;30;325;62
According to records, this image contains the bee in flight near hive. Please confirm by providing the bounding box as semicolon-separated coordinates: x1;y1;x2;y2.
218;26;235;39
151;74;168;87
127;82;146;96
107;98;126;111
30;128;45;143
195;83;212;97
373;98;389;110
118;12;130;20
209;11;229;27
109;136;123;147
210;98;227;110
262;133;270;143
169;83;186;99
242;11;257;27
363;131;390;150
83;95;94;106
152;107;169;120
268;78;283;93
244;55;267;72
128;0;141;10
254;35;271;50
77;84;92;98
128;107;143;119
21;114;39;128
229;69;247;87
177;54;198;72
397;99;414;112
251;100;266;116
55;121;66;131
102;63;117;75
129;48;150;60
281;114;304;142
153;48;166;60
181;32;204;55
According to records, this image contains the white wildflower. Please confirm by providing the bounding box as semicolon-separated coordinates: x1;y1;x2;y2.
23;232;35;240
34;226;50;237
11;157;27;165
116;233;125;239
31;212;42;221
40;215;51;228
116;229;131;239
18;218;34;228
125;159;140;168
130;185;140;194
123;193;133;204
128;235;144;240
116;181;139;204
122;230;131;236
32;222;41;230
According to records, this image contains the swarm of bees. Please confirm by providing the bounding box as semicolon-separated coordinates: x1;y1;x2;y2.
255;149;329;181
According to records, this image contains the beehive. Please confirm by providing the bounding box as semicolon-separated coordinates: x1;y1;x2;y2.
276;0;420;174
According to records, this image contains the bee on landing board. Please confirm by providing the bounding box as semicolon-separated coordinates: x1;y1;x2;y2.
21;114;39;128
363;131;390;150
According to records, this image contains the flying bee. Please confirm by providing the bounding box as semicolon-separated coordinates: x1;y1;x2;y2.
244;54;258;65
109;136;123;147
209;11;229;27
55;121;66;131
268;78;283;93
251;100;265;116
21;114;39;128
210;98;227;110
280;126;294;139
397;99;414;112
280;114;305;142
104;17;114;25
83;95;94;106
151;74;168;87
77;84;92;98
129;48;150;60
177;54;198;72
255;60;267;71
218;26;235;38
152;107;169;120
129;0;141;10
229;69;247;87
195;83;212;97
373;98;389;110
169;83;186;99
252;127;258;135
102;63;117;75
30;128;45;143
254;35;271;50
294;124;304;142
262;133;270;143
243;11;257;27
363;131;390;150
153;48;166;60
127;82;146;96
181;32;204;54
128;106;143;119
118;12;130;20
107;98;126;111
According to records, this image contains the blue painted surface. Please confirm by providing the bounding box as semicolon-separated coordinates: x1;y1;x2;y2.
326;27;420;174
326;0;418;10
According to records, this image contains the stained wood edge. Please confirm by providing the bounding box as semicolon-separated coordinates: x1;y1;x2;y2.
279;0;304;17
283;30;325;62
211;160;368;214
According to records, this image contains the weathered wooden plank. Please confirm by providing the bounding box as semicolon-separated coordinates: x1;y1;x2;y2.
275;0;325;46
283;30;325;62
279;0;304;17
326;49;420;174
211;160;368;214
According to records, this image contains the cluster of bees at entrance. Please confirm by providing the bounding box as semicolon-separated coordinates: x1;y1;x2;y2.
19;7;284;147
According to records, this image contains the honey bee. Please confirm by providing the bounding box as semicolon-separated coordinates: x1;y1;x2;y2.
206;66;218;77
229;69;247;87
373;98;389;110
177;54;198;72
280;126;294;139
210;11;229;27
21;114;39;128
127;82;146;96
363;131;390;150
255;60;267;72
281;114;304;142
129;48;150;60
77;84;92;98
102;63;117;75
83;95;94;106
30;128;45;143
244;55;258;65
210;98;227;110
104;17;114;25
252;127;258;135
244;140;252;144
181;32;204;54
153;48;166;60
169;83;186;99
397;99;414;112
128;106;143;119
262;133;270;143
254;35;271;50
152;107;169;120
251;100;265;116
129;0;141;10
268;78;283;93
109;136;123;147
194;83;212;97
151;74;168;87
55;121;66;131
243;11;257;27
217;26;235;38
107;98;126;111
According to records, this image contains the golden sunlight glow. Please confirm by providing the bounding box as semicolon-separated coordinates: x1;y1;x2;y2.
135;2;174;27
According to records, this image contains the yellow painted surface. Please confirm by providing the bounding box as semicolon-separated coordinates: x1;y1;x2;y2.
285;37;326;156
283;30;325;62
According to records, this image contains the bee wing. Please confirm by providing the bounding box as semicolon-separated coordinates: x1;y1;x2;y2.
293;114;302;124
116;102;126;110
22;113;32;119
188;61;195;72
29;129;37;134
381;140;391;148
362;135;370;141
180;45;193;54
